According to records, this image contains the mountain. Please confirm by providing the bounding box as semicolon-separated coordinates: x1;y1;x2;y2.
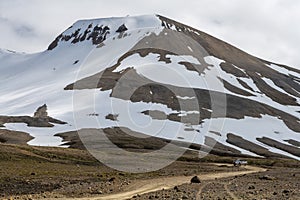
0;14;299;160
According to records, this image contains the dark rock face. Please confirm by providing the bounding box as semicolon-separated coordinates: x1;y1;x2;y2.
87;25;110;45
116;24;128;33
47;24;110;50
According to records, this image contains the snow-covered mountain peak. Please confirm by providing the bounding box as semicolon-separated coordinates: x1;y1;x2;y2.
47;14;162;50
1;15;299;160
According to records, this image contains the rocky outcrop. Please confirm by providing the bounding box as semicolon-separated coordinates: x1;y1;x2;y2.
47;23;110;50
116;24;128;33
0;105;66;128
34;104;48;119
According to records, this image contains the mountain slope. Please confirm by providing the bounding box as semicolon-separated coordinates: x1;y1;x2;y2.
0;14;299;160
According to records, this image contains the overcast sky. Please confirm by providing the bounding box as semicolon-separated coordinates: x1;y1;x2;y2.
0;0;299;68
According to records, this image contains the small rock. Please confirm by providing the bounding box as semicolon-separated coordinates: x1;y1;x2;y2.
105;114;118;121
108;177;116;182
282;189;290;194
191;176;201;183
174;186;180;192
248;185;255;190
31;172;36;176
259;175;276;180
182;194;189;199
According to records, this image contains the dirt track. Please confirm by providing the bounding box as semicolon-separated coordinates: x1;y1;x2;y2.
57;165;266;200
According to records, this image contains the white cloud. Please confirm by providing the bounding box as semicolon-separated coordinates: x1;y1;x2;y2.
0;0;299;68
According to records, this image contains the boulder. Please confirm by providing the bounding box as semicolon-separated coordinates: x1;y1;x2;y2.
191;176;201;183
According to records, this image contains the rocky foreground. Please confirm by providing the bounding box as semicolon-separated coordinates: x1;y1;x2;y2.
0;144;299;200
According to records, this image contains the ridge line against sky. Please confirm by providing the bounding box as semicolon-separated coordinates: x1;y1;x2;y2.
0;0;299;69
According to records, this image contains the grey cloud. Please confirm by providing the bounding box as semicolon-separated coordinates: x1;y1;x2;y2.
14;25;36;38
